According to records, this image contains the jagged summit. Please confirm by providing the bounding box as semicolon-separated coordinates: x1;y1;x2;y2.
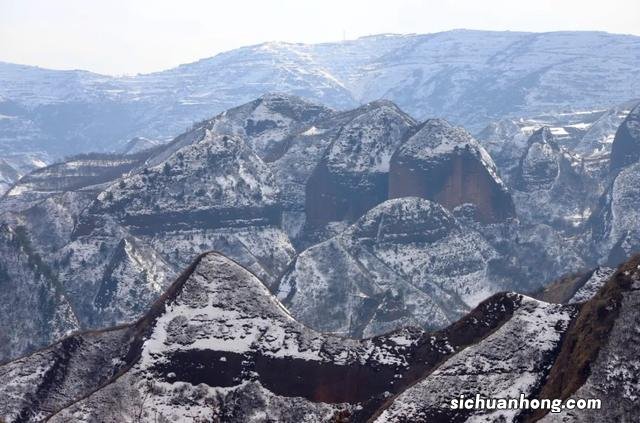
516;127;561;190
305;101;416;226
147;92;334;165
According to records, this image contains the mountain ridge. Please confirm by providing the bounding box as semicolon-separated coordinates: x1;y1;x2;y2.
4;249;638;422
2;29;640;168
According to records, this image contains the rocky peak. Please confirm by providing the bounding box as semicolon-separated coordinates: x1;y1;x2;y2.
610;103;640;172
210;93;334;159
516;127;561;190
323;101;416;174
346;196;458;243
87;133;279;229
146;93;334;167
305;101;416;227
389;119;515;223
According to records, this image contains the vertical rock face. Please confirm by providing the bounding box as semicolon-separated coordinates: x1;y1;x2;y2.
516;127;561;190
512;127;589;228
305;101;416;227
588;162;640;266
610;103;640;172
389;119;515;223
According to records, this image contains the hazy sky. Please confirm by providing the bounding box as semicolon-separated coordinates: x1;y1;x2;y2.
1;0;639;75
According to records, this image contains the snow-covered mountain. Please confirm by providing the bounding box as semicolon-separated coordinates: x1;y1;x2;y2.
2;93;640;364
388;119;514;223
278;198;504;337
1;250;638;422
477;100;636;182
2;30;640;165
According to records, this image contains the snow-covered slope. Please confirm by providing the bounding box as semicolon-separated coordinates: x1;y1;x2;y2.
2;30;640;161
375;297;574;422
0;225;79;360
539;256;640;422
3;251;638;422
0;252;521;422
278;198;504;337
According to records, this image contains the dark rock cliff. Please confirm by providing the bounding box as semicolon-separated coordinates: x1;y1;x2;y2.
389;119;515;223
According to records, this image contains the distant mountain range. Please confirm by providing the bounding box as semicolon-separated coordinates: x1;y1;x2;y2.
2;30;640;163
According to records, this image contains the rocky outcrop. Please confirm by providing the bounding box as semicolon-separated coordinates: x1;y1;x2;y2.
535;255;640;422
588;162;640;266
305;101;416;227
0;252;522;422
9;251;640;422
516;127;561;190
610;103;640;172
277;197;504;337
512;128;589;228
389;119;515;223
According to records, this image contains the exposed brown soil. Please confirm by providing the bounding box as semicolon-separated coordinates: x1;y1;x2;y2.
524;254;640;422
532;269;592;304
